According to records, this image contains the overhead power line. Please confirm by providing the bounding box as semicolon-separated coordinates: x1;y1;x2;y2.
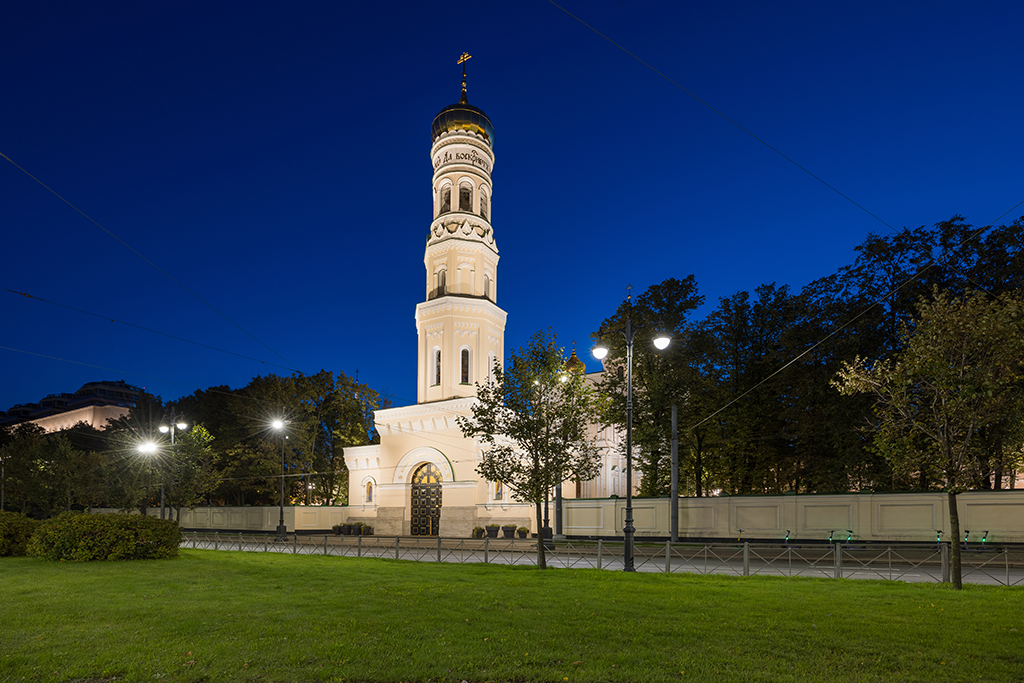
688;200;1024;432
3;288;294;372
546;0;898;234
0;151;299;371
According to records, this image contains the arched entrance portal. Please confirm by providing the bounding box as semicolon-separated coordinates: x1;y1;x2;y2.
410;463;442;536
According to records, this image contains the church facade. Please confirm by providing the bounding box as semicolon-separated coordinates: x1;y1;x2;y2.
342;68;627;538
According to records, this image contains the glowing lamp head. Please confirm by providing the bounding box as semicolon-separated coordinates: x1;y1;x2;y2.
176;422;188;430
653;335;670;350
139;442;157;454
271;419;285;431
592;345;609;360
158;426;169;434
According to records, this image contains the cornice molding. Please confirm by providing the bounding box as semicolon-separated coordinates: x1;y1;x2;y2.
415;298;508;327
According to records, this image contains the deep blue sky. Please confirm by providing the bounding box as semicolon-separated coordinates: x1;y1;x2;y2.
3;1;1022;412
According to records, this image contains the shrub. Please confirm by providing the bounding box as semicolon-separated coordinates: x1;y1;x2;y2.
0;511;39;557
27;512;181;562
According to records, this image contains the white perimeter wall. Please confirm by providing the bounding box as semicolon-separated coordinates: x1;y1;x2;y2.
91;490;1024;542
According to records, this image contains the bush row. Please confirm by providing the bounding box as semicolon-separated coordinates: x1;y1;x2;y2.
0;511;40;556
0;511;181;561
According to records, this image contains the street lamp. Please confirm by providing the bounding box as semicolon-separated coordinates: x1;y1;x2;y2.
156;419;188;520
271;419;288;541
137;440;163;518
592;295;670;572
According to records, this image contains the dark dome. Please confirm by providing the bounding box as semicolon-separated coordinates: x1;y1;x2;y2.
431;102;494;147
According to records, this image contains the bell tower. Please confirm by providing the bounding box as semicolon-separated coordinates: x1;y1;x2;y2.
416;54;506;403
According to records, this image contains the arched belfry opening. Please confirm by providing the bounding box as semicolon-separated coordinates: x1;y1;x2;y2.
410;462;442;536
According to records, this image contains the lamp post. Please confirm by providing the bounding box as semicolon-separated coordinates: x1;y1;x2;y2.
271;420;288;541
156;417;188;520
137;441;161;516
592;295;670;572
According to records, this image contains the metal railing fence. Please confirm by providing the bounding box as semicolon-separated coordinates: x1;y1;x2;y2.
181;532;1024;587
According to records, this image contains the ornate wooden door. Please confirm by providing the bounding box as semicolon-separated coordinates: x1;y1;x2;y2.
410;463;442;536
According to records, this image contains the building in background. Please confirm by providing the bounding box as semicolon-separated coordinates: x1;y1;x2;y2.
0;380;140;431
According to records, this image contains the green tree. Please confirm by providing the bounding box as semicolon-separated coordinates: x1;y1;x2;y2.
0;423;47;513
101;392;169;512
834;289;1024;588
459;330;601;569
171;370;385;507
165;424;219;520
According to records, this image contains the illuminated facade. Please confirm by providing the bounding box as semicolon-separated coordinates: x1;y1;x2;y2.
342;63;627;537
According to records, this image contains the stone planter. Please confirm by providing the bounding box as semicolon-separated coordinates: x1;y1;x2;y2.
485;526;499;538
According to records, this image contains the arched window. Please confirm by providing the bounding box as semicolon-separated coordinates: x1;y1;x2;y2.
487;352;496;384
461;348;471;384
436;268;446;296
459;182;473;211
479;189;489;220
434;348;442;386
483;273;491;300
439;184;451;214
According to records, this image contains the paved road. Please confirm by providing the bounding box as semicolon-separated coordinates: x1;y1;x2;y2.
180;534;1024;587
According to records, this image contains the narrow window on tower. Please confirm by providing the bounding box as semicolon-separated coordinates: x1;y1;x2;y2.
459;182;472;212
440;185;451;214
434;348;442;386
479;188;489;220
461;348;470;384
483;273;491;300
437;268;446;296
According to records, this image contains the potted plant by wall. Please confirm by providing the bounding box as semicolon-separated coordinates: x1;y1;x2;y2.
485;524;500;538
472;527;484;539
502;524;517;539
332;524;342;536
517;526;528;539
342;523;353;535
362;524;373;536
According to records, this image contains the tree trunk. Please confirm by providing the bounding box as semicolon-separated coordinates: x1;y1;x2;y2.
535;500;546;570
948;490;962;590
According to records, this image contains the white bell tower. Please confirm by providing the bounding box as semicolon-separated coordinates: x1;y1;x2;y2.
416;54;506;403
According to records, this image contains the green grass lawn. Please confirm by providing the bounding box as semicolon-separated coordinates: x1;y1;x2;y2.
1;549;1021;682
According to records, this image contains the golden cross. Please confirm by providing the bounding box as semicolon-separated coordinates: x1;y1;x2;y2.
458;52;473;100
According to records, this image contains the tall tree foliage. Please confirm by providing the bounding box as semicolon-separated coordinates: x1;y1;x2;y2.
834;289;1024;588
459;330;601;569
600;215;1023;498
171;370;385;506
164;424;219;520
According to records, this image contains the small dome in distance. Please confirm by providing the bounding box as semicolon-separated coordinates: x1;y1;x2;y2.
564;348;586;375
